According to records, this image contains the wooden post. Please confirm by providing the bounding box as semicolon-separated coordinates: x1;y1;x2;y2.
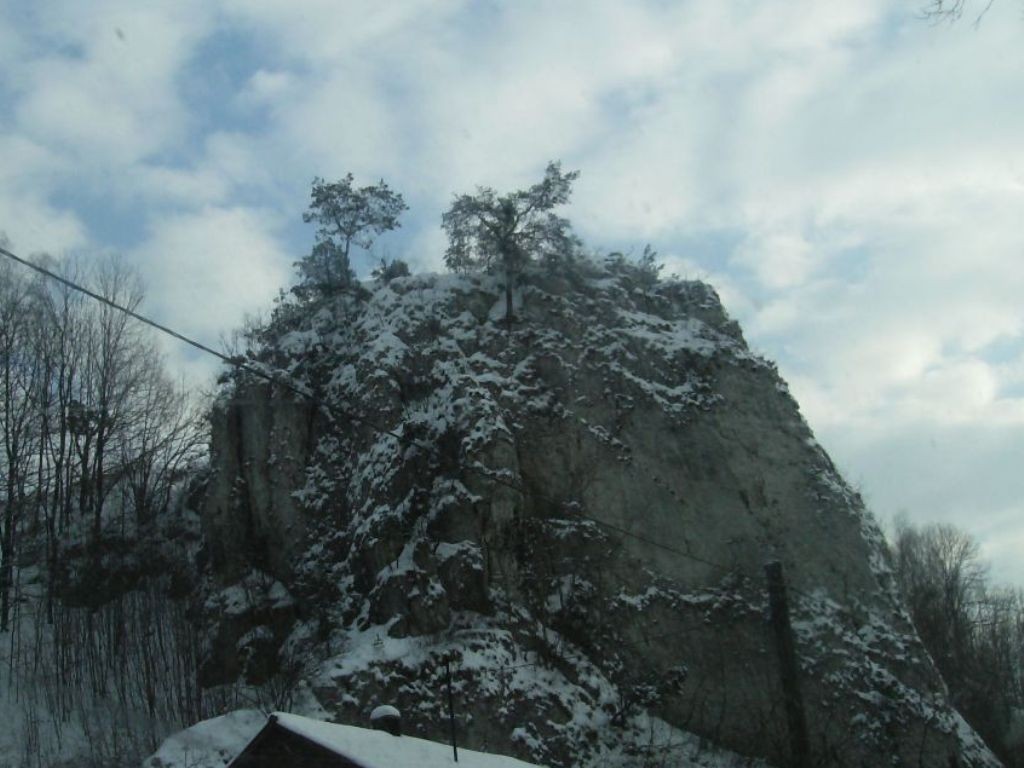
765;560;810;768
446;658;458;763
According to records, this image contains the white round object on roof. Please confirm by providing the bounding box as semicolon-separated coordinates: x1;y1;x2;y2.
370;704;401;721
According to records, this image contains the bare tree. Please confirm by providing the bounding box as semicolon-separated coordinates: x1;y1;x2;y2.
922;0;999;24
0;249;228;766
34;258;89;618
1;252;208;611
87;260;148;539
118;369;204;529
0;260;43;629
891;518;1024;765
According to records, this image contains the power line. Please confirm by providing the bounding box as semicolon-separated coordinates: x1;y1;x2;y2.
1;245;239;370
0;245;409;446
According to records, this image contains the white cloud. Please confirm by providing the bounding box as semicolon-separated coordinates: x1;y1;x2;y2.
221;0;453;65
122;132;276;209
238;69;295;108
0;134;86;254
404;225;449;274
0;0;226;259
978;510;1024;588
221;0;705;215
686;7;1024;442
732;230;817;290
134;206;290;343
823;423;1024;587
268;62;409;182
0;192;85;258
0;8;26;78
11;2;211;169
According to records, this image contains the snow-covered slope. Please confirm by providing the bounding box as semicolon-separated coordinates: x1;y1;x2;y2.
193;260;998;767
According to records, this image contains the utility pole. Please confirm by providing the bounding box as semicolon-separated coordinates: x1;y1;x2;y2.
765;560;810;768
446;657;458;763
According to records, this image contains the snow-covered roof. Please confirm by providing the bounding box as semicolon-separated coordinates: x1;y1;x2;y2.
145;710;267;768
252;713;546;768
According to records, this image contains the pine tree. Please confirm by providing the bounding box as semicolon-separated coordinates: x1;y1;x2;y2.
296;174;407;298
442;161;580;324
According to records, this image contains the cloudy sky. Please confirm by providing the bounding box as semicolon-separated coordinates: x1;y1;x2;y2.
2;0;1023;585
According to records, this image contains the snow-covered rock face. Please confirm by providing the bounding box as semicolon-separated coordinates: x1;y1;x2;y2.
196;261;998;767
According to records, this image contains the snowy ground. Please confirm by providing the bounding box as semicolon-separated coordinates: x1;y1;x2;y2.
0;564;176;768
143;709;777;768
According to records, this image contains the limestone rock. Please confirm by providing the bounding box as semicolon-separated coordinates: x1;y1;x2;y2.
196;260;999;767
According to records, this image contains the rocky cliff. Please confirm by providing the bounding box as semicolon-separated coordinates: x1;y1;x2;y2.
196;258;999;767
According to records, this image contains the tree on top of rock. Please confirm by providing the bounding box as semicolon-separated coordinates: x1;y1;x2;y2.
296;174;408;298
442;161;580;324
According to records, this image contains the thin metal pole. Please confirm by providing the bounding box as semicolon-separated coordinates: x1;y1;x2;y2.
446;658;458;762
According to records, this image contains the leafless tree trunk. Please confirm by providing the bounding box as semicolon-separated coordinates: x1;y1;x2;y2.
0;261;43;631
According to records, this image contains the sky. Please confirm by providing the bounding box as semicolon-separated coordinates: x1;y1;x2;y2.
2;0;1023;586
